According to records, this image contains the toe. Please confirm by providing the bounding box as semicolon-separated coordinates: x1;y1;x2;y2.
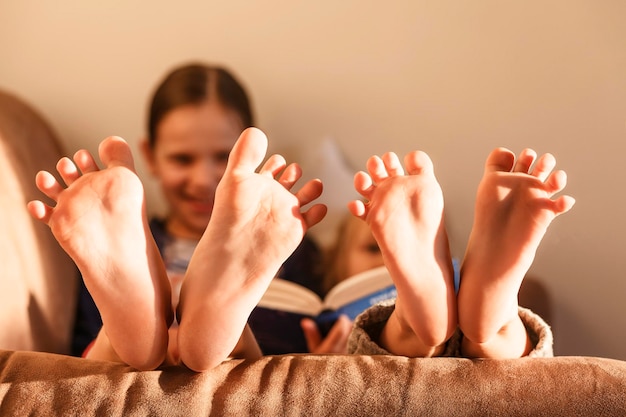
553;195;576;215
277;163;301;190
347;199;368;220
98;136;136;171
484;147;516;173
226;127;268;175
295;178;324;207
512;148;537;174
381;152;404;177
27;200;53;223
73;149;100;174
35;170;65;201
353;171;375;200
545;169;568;195
302;203;328;228
531;153;556;182
57;157;81;186
404;150;434;176
259;154;287;178
366;155;389;184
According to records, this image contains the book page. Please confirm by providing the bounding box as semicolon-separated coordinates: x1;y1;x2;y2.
256;278;324;316
323;266;394;311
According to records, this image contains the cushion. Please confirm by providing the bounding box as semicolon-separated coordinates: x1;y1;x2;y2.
0;349;625;416
0;91;78;354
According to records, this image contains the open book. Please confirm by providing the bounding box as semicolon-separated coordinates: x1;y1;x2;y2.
248;265;396;354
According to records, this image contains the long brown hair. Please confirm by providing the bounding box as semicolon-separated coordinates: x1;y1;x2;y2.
147;63;254;147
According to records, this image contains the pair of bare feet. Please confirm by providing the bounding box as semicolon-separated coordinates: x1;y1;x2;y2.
348;146;574;358
28;128;325;371
28;127;574;370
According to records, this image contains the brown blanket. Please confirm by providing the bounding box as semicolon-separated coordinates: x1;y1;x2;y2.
1;349;625;416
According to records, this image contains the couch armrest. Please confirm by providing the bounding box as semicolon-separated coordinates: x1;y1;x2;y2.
0;90;77;354
1;349;625;416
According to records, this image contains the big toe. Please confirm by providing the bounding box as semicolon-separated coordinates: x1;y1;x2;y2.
404;150;435;176
226;127;268;174
99;136;136;171
484;147;516;173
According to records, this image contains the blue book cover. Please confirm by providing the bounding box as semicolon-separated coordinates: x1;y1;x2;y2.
314;284;397;335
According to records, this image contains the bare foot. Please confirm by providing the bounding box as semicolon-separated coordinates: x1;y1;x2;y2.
27;137;172;370
459;148;575;357
348;151;456;357
177;127;327;371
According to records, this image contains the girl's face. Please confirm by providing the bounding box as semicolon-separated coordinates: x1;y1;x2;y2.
143;101;244;239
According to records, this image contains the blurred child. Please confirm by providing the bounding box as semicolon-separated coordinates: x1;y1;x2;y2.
72;63;346;360
322;213;385;294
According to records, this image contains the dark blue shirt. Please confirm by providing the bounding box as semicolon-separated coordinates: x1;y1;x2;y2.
71;218;324;356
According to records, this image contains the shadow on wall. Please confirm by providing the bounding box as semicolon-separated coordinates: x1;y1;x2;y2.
519;275;552;326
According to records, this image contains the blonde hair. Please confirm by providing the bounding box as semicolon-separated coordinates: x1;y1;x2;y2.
322;214;369;294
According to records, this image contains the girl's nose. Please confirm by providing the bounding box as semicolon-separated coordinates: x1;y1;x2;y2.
190;161;222;189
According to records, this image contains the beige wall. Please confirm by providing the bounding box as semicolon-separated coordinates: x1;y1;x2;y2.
1;1;625;359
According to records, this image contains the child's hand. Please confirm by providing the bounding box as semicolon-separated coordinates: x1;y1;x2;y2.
301;315;352;354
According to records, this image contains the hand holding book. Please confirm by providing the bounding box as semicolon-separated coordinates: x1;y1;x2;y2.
248;266;396;353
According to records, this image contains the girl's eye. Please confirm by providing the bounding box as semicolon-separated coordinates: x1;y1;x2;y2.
215;151;230;163
170;154;193;165
365;243;381;254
